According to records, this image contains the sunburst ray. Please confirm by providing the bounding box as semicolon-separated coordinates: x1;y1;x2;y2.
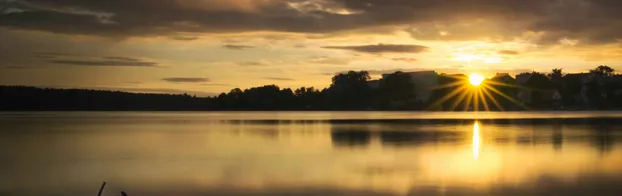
451;87;471;111
427;85;468;110
481;88;504;111
477;88;490;111
483;85;529;110
431;81;465;90
428;73;530;111
463;90;474;111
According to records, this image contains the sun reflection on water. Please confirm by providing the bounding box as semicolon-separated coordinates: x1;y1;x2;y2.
473;121;481;160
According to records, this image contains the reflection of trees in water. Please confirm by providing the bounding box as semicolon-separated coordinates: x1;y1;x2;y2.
224;120;331;140
594;131;614;154
380;131;463;147
515;124;537;146
552;124;563;151
591;122;615;154
331;128;371;147
330;124;465;148
510;120;618;153
327;120;619;152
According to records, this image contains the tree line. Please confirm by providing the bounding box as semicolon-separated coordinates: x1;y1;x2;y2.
0;86;209;111
515;65;620;109
210;71;419;110
1;65;620;111
211;65;621;110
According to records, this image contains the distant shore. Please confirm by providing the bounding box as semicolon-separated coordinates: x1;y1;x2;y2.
0;84;619;111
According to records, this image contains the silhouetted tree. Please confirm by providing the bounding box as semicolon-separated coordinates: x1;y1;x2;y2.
548;69;564;89
561;74;584;107
586;65;616;109
519;72;551;90
294;87;323;109
376;71;416;110
327;71;372;109
548;68;565;105
240;85;294;110
518;72;552;108
590;65;615;77
548;69;563;80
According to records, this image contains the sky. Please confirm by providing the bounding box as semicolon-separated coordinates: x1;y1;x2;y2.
1;0;621;96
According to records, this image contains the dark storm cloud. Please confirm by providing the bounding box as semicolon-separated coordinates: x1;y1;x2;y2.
323;44;428;54
1;0;621;45
223;44;255;50
162;77;210;83
264;77;295;81
499;50;520;55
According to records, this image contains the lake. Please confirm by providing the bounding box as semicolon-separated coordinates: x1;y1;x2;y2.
1;111;622;196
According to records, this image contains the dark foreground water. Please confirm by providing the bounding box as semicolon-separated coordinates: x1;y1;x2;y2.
1;112;622;196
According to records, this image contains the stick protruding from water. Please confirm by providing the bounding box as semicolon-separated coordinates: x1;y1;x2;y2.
97;182;106;196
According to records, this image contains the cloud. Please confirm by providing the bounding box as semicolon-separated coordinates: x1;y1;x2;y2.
391;58;418;62
201;83;233;87
41;54;157;67
499;50;520;55
103;56;141;61
341;67;534;77
32;52;74;56
0;0;621;46
363;69;417;75
322;44;429;54
237;61;266;66
32;55;56;59
162;77;210;83
307;56;351;65
264;77;295;81
2;65;37;69
111;87;218;97
44;86;218;97
169;35;200;41
31;52;89;59
223;44;255;50
50;60;157;67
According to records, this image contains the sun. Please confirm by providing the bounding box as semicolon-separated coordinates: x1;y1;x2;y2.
469;73;485;86
428;71;526;111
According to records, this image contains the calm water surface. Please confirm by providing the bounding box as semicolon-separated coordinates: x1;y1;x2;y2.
1;112;622;196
